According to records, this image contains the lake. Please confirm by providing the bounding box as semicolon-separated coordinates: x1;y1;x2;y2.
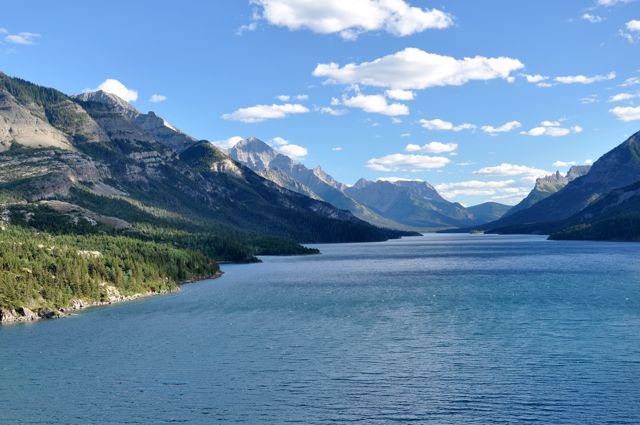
1;234;640;424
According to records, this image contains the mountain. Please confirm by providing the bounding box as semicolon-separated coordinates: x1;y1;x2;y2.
466;202;511;223
481;132;640;233
0;72;410;259
549;180;640;241
229;138;507;230
344;178;480;229
505;166;591;217
228;137;406;229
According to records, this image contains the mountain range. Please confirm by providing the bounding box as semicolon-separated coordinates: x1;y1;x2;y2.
0;72;414;264
465;130;640;239
228;137;511;230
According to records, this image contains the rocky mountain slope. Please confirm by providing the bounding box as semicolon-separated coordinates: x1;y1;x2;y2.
228;137;404;229
0;72;410;260
549;180;640;241
505;166;590;217
478;131;640;234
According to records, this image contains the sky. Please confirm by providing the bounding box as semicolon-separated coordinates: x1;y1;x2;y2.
1;0;640;206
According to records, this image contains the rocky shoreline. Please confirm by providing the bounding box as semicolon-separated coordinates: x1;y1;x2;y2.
0;271;223;325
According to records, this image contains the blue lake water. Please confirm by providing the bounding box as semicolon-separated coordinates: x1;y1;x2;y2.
1;234;640;424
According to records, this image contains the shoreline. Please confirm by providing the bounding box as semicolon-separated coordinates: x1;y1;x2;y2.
0;271;224;326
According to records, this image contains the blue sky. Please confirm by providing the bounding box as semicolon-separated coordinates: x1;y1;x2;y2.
2;0;640;205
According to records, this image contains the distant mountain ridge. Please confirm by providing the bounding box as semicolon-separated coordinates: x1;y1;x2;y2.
228;137;511;230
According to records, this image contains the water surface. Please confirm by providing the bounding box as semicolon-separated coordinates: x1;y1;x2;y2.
2;234;640;424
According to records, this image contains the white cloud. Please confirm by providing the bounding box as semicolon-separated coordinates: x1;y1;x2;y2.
89;79;138;103
313;48;524;90
342;93;409;116
270;136;289;145
581;13;604;23
405;142;457;153
251;0;453;40
222;103;309;122
435;179;531;200
580;94;598;104
268;136;308;159
621;76;640;87
319;106;347;116
622;20;640;42
552;160;577;167
276;94;308;101
520;121;583;137
481;120;522;134
554;71;616;84
610;106;640;121
474;163;552;178
597;0;631;6
0;28;7;34
277;143;308;159
609;92;639;102
420;118;476;132
212;136;244;150
385;89;415;100
4;32;40;45
377;177;423;183
332;146;343;151
537;82;554;88
367;153;450;171
149;94;167;103
522;73;548;83
390;117;402;124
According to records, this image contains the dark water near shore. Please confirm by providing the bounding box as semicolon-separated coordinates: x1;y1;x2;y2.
2;234;640;424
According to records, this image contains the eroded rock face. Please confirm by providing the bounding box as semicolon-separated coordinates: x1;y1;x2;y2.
0;91;73;152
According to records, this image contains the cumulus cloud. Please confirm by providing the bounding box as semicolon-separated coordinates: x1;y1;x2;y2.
608;92;639;102
474;163;552;179
580;94;598;104
377;177;424;183
581;13;604;23
419;118;475;132
435;179;526;199
522;73;549;83
596;0;631;6
268;136;308;159
520;120;583;137
554;72;616;84
385;89;415;100
250;0;453;40
367;153;450;171
319;106;347;116
277;94;308;101
4;31;40;45
222;103;309;122
621;20;640;42
552;160;577;167
149;94;167;103
621;76;640;87
342;93;409;116
481;120;522;134
332;146;343;151
313;48;524;90
212;136;244;150
89;79;139;103
405;142;457;153
610;106;640;121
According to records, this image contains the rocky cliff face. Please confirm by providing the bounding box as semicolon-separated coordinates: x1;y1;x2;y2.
505;166;591;217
